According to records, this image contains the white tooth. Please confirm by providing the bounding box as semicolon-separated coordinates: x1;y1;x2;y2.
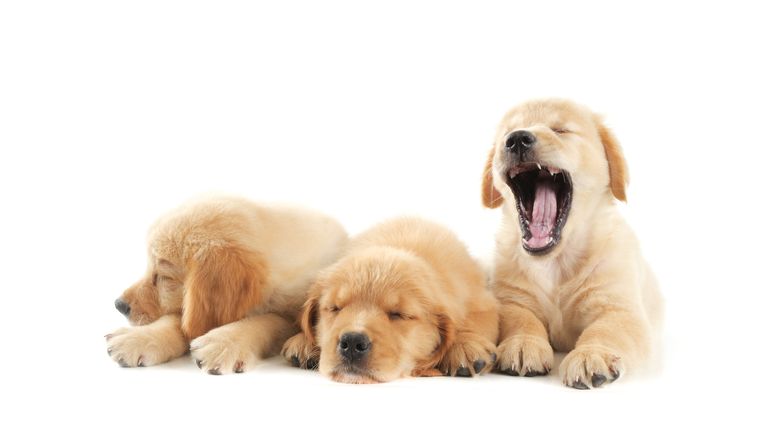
547;237;553;243
536;163;541;170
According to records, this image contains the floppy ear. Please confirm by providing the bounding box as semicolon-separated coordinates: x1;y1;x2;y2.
596;120;630;203
182;245;269;340
296;280;324;346
412;312;456;376
481;146;504;209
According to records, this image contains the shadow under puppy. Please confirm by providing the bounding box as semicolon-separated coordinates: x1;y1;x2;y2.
482;98;664;389
106;193;347;374
283;216;499;383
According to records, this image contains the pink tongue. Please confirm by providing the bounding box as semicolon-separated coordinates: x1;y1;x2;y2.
527;179;560;248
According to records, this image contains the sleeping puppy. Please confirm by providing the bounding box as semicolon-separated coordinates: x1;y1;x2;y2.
282;216;499;383
481;98;664;389
105;193;347;374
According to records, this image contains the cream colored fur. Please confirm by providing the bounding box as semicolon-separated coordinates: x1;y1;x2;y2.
106;193;348;374
283;216;500;383
481;98;664;389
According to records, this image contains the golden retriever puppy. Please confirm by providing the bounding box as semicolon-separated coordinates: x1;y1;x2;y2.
481;98;664;389
282;216;499;384
105;193;347;374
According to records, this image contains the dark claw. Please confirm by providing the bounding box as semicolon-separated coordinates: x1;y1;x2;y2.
137;362;145;368
290;355;300;367
490;352;497;365
611;369;621;382
456;367;471;377
305;357;318;370
209;368;221;375
117;358;130;368
570;380;589;390
524;369;548;377
107;349;112;357
473;360;486;374
592;374;607;388
195;358;203;369
501;368;519;376
235;367;243;374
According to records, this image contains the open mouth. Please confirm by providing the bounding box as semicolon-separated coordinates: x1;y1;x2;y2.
506;162;572;256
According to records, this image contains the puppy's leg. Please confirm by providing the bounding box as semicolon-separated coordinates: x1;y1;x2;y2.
496;304;554;377
190;313;297;375
440;296;500;377
106;314;188;367
281;331;320;370
560;304;651;389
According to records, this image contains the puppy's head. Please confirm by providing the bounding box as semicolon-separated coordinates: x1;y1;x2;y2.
299;246;453;384
115;199;268;339
482;98;629;256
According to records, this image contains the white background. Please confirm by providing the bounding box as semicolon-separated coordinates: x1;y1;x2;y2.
2;1;766;430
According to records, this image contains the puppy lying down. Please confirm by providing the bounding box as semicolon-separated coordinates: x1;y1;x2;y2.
282;216;500;383
106;193;347;374
482;98;664;389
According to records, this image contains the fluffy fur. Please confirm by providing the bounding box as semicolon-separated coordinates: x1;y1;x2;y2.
482;98;664;389
282;216;499;383
105;193;348;374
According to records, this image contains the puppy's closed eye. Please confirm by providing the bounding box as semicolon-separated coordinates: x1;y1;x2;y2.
388;312;404;321
152;274;173;285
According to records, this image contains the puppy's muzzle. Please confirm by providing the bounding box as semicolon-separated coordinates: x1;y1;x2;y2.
338;332;370;363
505;130;536;158
114;298;131;317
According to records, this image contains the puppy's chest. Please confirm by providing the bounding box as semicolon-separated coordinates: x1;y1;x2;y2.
527;261;583;350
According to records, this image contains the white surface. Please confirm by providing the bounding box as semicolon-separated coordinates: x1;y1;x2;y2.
2;1;765;430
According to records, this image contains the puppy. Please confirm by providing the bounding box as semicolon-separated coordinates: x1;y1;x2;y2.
282;216;499;383
105;193;347;374
481;98;664;389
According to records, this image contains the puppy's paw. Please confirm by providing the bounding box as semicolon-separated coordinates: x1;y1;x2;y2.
105;327;182;367
281;332;319;370
496;334;554;377
190;326;259;375
560;345;623;389
440;332;498;377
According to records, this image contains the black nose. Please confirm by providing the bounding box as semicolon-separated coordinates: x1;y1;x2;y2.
338;333;370;362
115;298;131;317
505;130;536;157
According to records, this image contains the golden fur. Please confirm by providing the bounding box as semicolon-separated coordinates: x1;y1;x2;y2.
481;98;664;389
105;193;348;374
282;217;499;383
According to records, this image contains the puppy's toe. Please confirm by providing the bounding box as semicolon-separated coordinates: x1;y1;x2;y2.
281;333;319;370
496;335;553;377
106;327;170;368
472;360;486;374
560;345;624;390
455;367;471;377
440;333;497;377
190;327;259;375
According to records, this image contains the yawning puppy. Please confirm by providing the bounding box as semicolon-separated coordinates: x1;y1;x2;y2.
105;193;347;374
482;98;664;389
282;216;499;383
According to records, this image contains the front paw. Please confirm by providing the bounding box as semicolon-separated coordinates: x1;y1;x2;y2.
439;332;498;377
105;327;180;367
190;326;259;375
560;345;623;389
281;332;319;370
496;335;554;377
